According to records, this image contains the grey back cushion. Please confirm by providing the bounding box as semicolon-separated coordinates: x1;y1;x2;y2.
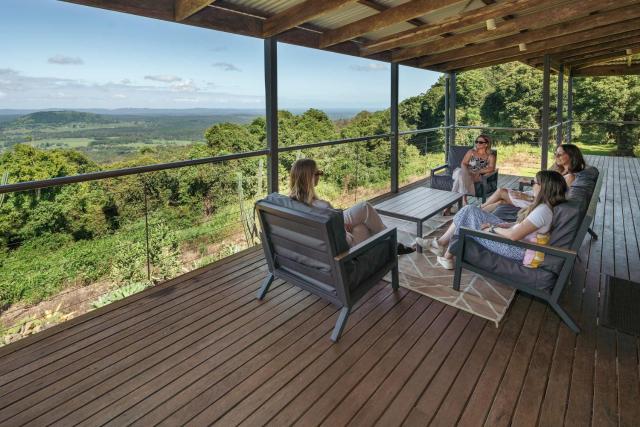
449;146;498;172
262;193;349;270
567;166;599;212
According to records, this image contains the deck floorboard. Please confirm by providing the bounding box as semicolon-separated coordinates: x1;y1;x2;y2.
1;156;639;426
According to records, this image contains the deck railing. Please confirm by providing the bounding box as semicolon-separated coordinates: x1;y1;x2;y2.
1;119;635;344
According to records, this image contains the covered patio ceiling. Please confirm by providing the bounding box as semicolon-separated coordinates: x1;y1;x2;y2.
64;0;640;75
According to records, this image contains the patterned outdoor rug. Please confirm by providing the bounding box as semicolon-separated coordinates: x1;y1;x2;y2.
381;216;517;326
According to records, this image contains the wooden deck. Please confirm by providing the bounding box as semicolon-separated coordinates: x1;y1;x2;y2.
0;155;638;426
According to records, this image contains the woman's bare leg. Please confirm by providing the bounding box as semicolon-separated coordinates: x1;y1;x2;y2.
480;188;512;209
436;222;457;247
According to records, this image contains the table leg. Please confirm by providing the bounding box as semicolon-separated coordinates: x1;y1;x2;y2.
457;199;463;212
416;221;423;253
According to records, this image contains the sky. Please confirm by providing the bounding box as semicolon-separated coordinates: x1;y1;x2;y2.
0;0;441;111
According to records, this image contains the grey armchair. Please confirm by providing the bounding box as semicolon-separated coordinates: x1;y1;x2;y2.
430;145;498;202
255;193;399;342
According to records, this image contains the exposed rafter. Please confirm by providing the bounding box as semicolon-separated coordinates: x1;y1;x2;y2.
431;19;640;71
428;21;640;72
362;0;543;55
397;0;633;63
416;6;640;70
357;0;424;27
262;0;357;38
568;46;640;67
175;0;215;21
319;0;458;48
573;63;640;76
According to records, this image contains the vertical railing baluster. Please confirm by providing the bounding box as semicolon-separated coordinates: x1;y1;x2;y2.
354;141;360;203
143;181;151;282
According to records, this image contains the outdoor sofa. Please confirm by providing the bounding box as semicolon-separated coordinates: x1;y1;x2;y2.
451;167;602;332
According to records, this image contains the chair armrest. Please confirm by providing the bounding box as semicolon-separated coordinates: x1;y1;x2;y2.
430;164;449;178
458;227;576;259
479;168;499;184
334;227;397;264
518;178;534;191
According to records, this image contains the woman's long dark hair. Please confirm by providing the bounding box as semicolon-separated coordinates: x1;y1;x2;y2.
517;170;567;223
553;144;586;174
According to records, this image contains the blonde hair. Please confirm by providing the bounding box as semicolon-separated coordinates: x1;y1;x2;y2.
289;159;318;205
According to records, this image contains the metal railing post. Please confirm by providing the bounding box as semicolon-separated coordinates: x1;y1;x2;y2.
444;74;450;163
541;55;551;170
390;63;399;193
567;71;574;144
449;72;457;149
556;66;564;146
265;37;278;194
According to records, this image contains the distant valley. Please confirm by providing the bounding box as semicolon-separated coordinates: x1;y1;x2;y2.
0;108;364;164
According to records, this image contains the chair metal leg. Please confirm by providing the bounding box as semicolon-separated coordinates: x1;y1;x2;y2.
453;261;463;291
550;301;580;333
587;227;598;241
256;273;274;300
331;307;351;342
391;265;399;290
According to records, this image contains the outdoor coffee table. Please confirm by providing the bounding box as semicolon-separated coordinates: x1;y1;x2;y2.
374;187;463;253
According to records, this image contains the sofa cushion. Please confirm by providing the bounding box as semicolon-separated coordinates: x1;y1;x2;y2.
539;200;583;274
567;166;599;212
462;239;557;290
494;204;520;223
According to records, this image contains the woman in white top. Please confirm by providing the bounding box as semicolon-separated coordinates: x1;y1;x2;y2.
416;170;567;269
289;159;415;254
480;144;585;212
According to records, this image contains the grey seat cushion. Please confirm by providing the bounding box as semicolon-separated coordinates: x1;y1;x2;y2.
494;204;520;223
462;239;557;290
461;200;583;291
345;239;392;291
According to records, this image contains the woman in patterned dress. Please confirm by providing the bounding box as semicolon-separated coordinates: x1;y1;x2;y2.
445;134;496;214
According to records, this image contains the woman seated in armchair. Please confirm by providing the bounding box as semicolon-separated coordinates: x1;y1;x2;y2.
289;158;415;255
480;143;585;213
444;134;496;215
416;170;567;269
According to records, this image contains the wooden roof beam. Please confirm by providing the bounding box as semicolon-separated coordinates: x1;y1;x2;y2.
417;6;640;68
363;0;544;55
573;64;640;76
395;0;633;62
357;0;424;27
319;0;459;48
262;0;358;38
175;0;216;21
531;29;640;62
568;46;640;67
426;18;640;71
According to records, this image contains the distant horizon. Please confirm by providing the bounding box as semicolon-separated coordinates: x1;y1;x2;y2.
0;106;388;115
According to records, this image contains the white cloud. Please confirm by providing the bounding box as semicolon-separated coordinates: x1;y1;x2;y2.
144;74;182;83
48;55;84;65
120;78;132;85
0;91;5;98
212;62;241;72
0;68;263;108
349;63;388;72
170;79;198;92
